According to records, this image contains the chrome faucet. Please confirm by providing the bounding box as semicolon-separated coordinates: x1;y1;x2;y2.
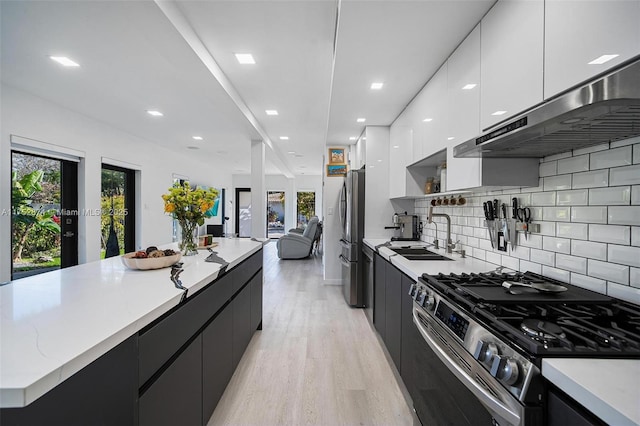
428;206;453;253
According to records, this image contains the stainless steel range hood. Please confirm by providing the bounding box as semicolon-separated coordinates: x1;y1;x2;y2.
453;58;640;158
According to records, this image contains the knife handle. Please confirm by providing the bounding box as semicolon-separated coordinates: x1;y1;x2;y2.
501;203;507;220
483;202;490;220
493;199;499;219
512;198;518;219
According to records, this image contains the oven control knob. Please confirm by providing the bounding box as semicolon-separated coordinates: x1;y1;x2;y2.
490;355;520;386
473;341;499;366
408;283;417;297
424;294;436;310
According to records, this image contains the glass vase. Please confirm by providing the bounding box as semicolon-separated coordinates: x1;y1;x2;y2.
179;220;198;256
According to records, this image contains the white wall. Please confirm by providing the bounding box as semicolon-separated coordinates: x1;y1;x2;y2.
1;85;234;282
416;138;640;305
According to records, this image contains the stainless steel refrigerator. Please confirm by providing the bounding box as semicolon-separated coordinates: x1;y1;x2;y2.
339;168;365;307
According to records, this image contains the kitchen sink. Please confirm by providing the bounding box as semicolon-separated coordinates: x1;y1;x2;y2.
388;247;453;261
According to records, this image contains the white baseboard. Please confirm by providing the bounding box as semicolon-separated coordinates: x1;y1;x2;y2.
323;279;342;286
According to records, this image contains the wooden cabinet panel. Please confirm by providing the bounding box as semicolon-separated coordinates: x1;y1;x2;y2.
202;306;234;422
480;0;544;130
384;261;402;370
0;336;138;426
544;0;640;99
232;284;252;369
250;271;263;331
139;335;203;426
138;272;234;386
400;274;417;395
373;253;386;339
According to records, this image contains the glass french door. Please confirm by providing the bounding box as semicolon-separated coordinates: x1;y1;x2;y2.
235;188;251;238
296;191;316;228
101;164;136;257
267;191;285;238
11;151;78;279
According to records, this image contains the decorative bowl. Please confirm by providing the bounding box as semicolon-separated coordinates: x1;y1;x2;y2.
121;252;182;270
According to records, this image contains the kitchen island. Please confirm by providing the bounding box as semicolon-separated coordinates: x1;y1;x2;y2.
0;238;264;425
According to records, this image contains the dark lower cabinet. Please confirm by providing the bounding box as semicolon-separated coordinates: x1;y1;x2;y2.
250;271;263;331
384;261;402;369
0;336;138;426
139;335;203;426
232;282;252;369
373;253;386;339
400;274;417;396
202;306;233;423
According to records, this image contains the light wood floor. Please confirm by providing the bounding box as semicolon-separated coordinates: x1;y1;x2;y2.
207;242;415;426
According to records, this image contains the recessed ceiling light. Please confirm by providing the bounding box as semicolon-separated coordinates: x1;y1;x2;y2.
562;118;583;124
462;83;477;90
147;110;163;117
265;110;278;116
192;136;203;141
187;146;199;150
279;136;289;140
423;118;433;122
393;145;400;149
288;151;295;154
357;118;366;123
588;54;619;65
377;159;382;162
491;110;507;116
295;154;304;158
447;137;455;140
235;53;255;64
369;165;375;168
370;82;384;90
349;136;357;141
49;56;79;67
363;137;367;141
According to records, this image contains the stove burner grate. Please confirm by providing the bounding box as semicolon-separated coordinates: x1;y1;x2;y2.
521;319;566;341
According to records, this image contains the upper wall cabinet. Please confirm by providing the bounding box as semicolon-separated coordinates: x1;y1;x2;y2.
418;64;448;162
480;0;544;130
544;0;640;99
389;120;414;199
446;25;482;191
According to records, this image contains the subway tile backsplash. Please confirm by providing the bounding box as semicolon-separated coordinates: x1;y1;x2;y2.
415;139;640;304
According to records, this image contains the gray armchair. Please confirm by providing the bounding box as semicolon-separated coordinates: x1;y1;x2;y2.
276;217;319;259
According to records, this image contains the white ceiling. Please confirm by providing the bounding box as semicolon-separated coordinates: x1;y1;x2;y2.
1;0;496;177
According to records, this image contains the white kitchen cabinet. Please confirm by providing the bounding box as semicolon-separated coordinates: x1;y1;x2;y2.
480;0;544;130
544;0;640;99
389;120;414;199
419;63;448;162
447;25;482;191
447;23;539;191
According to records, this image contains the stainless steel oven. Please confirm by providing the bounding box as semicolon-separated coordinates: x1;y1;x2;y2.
409;279;543;426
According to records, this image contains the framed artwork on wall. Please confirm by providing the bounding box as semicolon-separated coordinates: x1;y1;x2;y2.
328;148;345;164
326;164;347;177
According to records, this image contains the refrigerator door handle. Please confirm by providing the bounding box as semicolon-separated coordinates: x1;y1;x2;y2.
339;254;351;268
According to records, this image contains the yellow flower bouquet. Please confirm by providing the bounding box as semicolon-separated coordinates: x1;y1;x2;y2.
162;182;219;255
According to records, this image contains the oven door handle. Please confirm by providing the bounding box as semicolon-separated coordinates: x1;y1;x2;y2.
413;307;521;426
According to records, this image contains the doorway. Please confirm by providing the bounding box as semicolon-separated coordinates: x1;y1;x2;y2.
267;191;285;238
101;164;136;257
11;151;78;279
235;188;251;238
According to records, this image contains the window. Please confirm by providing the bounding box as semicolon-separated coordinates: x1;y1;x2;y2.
11;151;78;279
296;191;316;228
101;164;136;257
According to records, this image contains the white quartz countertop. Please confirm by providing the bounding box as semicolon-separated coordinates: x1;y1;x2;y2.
543;358;640;425
0;238;263;408
363;238;503;281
